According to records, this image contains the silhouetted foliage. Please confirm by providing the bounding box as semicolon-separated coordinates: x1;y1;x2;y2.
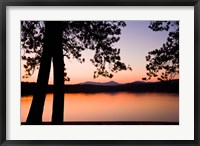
21;21;45;78
21;21;132;124
143;21;179;81
21;21;132;81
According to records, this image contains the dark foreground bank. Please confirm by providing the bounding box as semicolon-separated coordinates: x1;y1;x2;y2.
21;121;179;125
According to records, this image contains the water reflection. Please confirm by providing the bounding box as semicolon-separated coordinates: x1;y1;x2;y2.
21;92;179;122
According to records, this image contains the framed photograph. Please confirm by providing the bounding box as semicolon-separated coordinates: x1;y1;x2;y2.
0;0;199;145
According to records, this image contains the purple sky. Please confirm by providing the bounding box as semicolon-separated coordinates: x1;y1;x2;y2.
21;21;171;84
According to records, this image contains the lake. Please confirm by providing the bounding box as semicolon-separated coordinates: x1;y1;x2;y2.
21;92;179;123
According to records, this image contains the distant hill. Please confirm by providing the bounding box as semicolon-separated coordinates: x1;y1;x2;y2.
79;81;119;86
127;79;179;85
21;79;179;95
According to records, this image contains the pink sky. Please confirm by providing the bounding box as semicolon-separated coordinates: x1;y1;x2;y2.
21;21;177;85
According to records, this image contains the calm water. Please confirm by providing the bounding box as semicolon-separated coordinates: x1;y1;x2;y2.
21;92;179;122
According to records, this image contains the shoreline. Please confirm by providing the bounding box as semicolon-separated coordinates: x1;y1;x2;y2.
21;80;179;95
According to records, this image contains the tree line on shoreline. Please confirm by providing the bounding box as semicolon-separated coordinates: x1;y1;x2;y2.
21;79;179;96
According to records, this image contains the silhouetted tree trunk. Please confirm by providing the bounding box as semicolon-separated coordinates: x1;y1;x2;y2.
51;22;64;124
26;21;65;125
26;21;54;124
23;21;129;125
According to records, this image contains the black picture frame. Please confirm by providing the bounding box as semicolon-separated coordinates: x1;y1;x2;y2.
0;0;199;145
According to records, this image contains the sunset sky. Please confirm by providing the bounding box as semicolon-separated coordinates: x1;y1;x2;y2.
21;21;173;85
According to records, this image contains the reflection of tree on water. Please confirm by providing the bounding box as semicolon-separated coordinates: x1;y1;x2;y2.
21;21;132;124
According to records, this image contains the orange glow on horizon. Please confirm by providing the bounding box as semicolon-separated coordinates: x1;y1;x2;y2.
21;21;179;85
